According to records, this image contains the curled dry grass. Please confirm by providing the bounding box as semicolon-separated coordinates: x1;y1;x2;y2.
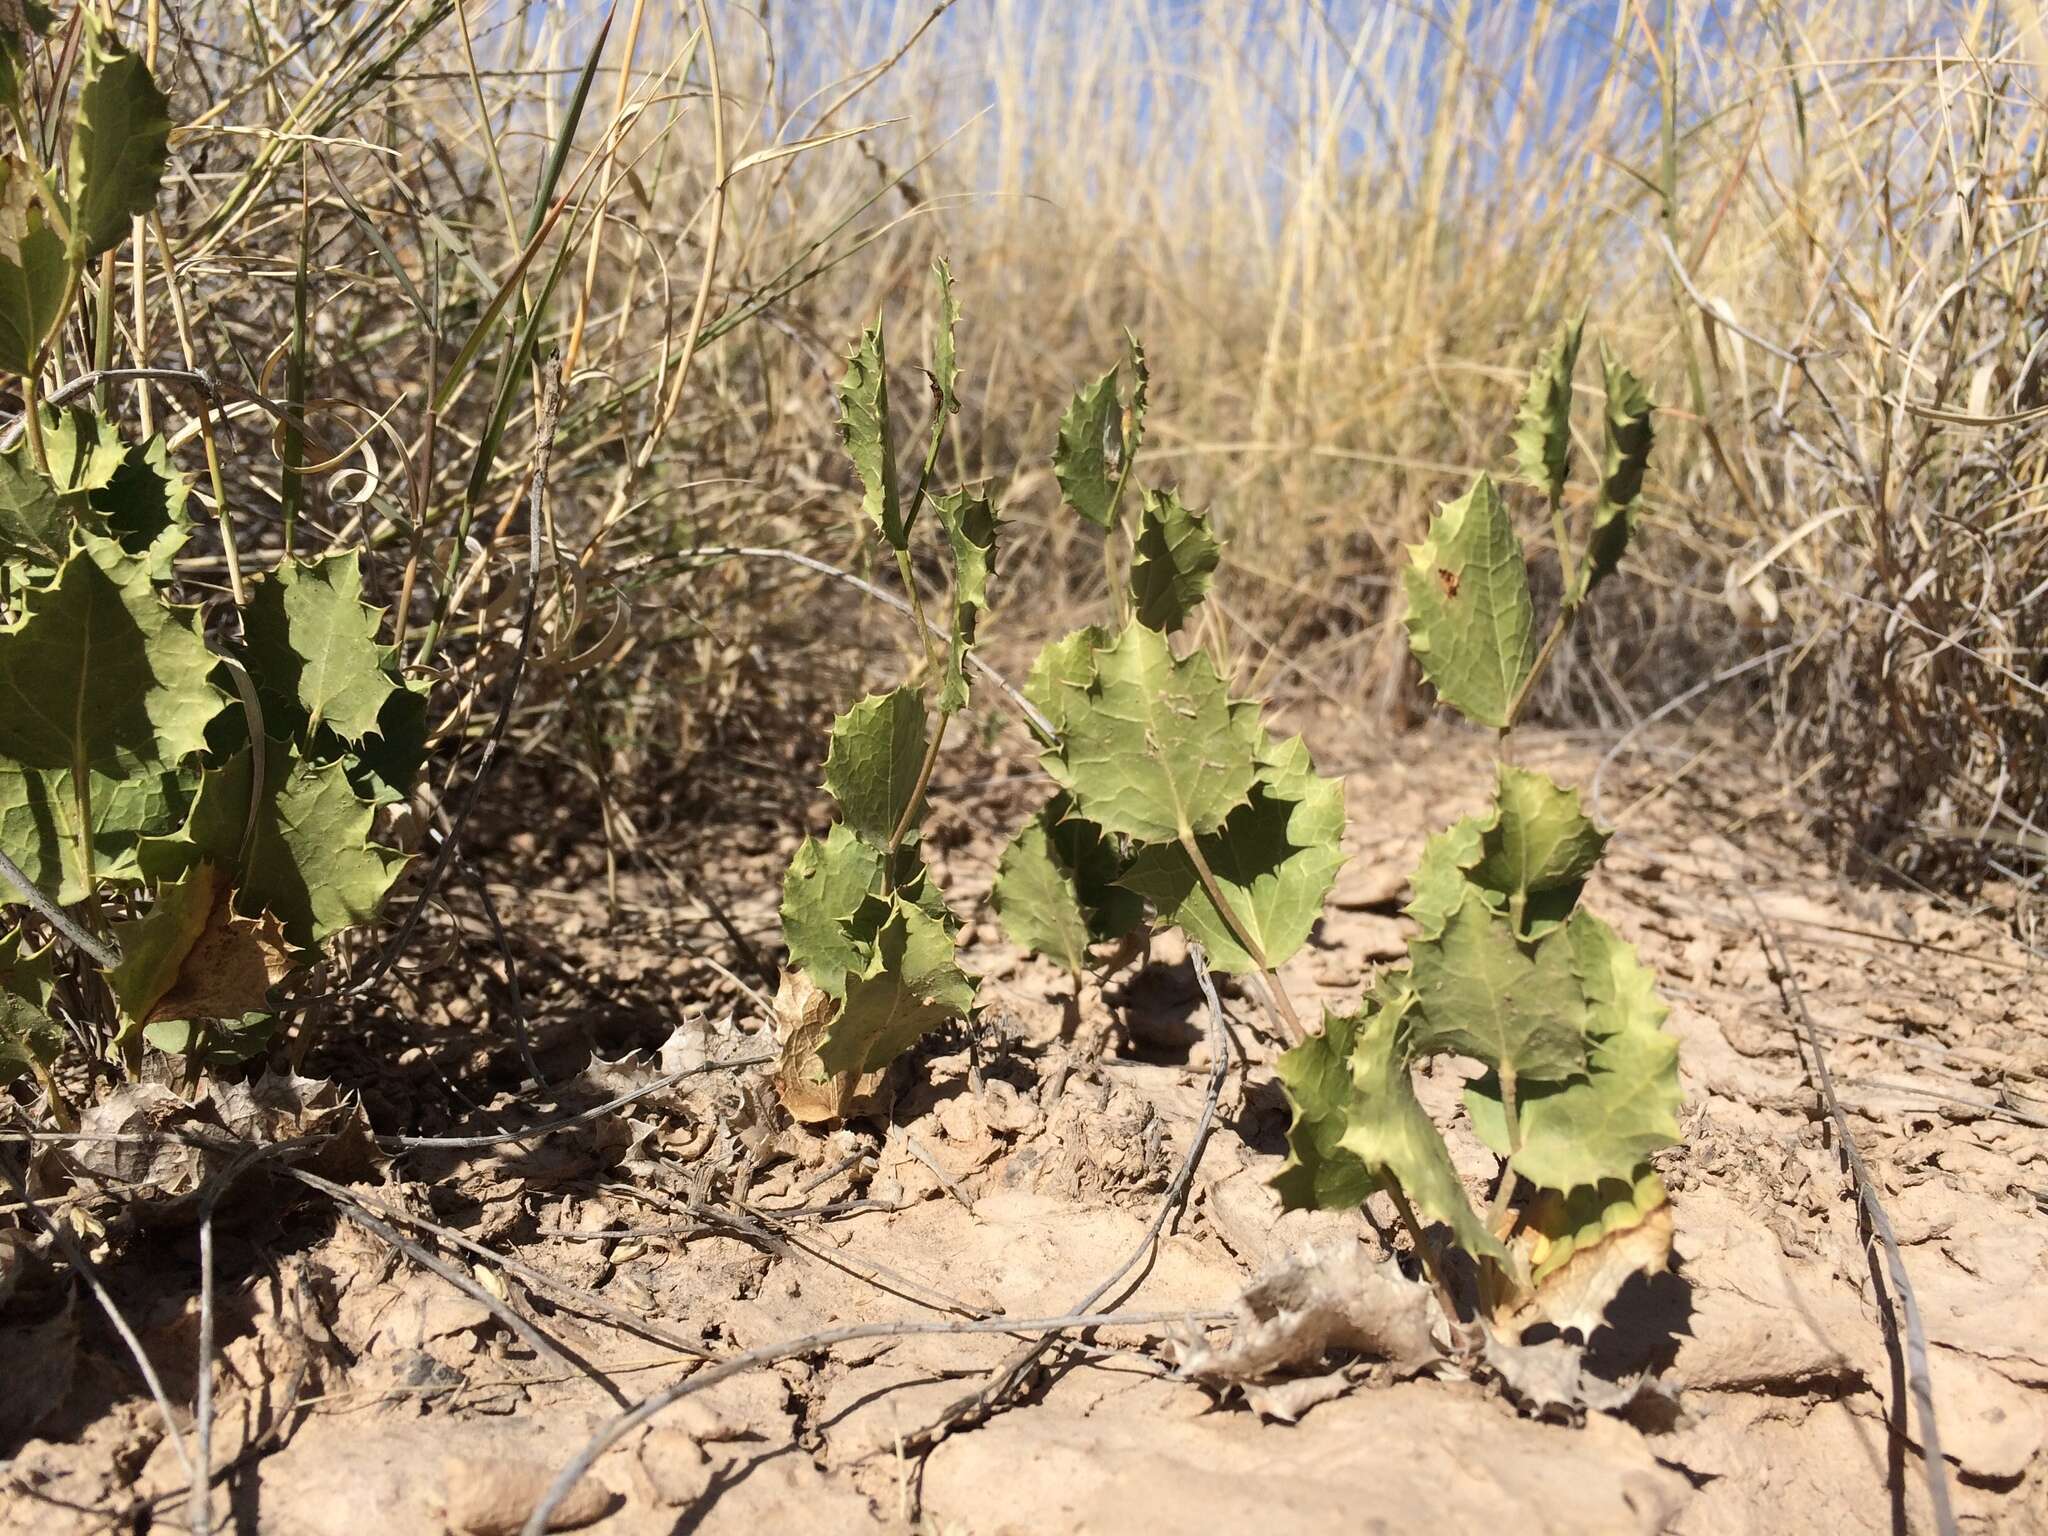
112;0;2048;898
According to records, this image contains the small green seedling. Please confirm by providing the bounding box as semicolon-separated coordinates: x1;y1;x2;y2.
774;261;988;1120
0;20;421;1117
1272;318;1679;1336
991;336;1345;1041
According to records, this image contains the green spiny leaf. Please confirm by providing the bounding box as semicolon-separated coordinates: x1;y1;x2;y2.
0;158;68;373
1407;889;1588;1083
1511;315;1583;505
1053;362;1121;529
242;551;398;743
821;687;929;844
1023;624;1107;737
1405;813;1485;941
780;821;887;1000
40;407;127;499
0;533;220;779
931;257;959;416
68;40;174;261
1270;1001;1383;1209
1127;487;1220;634
1519;1164;1669;1290
0;923;59;1085
0;761;190;903
1041;620;1257;845
1466;911;1680;1191
347;677;430;806
815;895;974;1077
90;434;189;581
1272;983;1505;1260
1401;473;1534;729
933;487;997;714
991;793;1142;975
1470;764;1608;936
1119;735;1345;974
1573;350;1654;605
0;439;64;563
837;320;903;548
138;741;406;951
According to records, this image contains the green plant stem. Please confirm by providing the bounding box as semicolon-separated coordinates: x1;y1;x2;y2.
1177;826;1302;1041
888;706;948;854
1384;1181;1465;1333
892;547;941;678
91;251;116;413
20;369;48;475
1504;606;1573;731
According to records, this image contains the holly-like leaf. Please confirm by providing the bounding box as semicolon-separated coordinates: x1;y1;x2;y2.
815;896;974;1076
1041;620;1257;845
138;742;406;950
0;534;220;782
142;1010;276;1067
930;256;959;417
1511;316;1583;505
1120;735;1345;974
1272;984;1505;1260
1470;764;1608;936
108;862;292;1040
1405;813;1485;941
780;821;887;999
68;40;174;261
1401;473;1534;729
1270;1001;1382;1210
0;441;64;564
992;793;1142;975
242;551;397;743
1053;361;1121;529
41;408;127;499
346;675;430;805
0;924;60;1085
1127;487;1219;634
1573;351;1654;605
1023;624;1107;737
1466;911;1680;1192
933;487;996;714
1407;889;1588;1083
1494;1165;1673;1337
0;158;67;373
0;761;190;903
837;320;903;548
89;433;190;580
821;687;929;845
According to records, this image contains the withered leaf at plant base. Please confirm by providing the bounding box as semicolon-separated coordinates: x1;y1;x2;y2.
772;967;891;1125
1492;1165;1673;1338
108;861;293;1039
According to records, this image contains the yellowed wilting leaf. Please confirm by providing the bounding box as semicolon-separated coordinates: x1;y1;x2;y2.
1492;1166;1674;1338
146;883;292;1025
110;863;296;1034
772;969;889;1125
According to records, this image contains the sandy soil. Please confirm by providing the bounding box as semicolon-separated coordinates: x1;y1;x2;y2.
4;728;2044;1535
